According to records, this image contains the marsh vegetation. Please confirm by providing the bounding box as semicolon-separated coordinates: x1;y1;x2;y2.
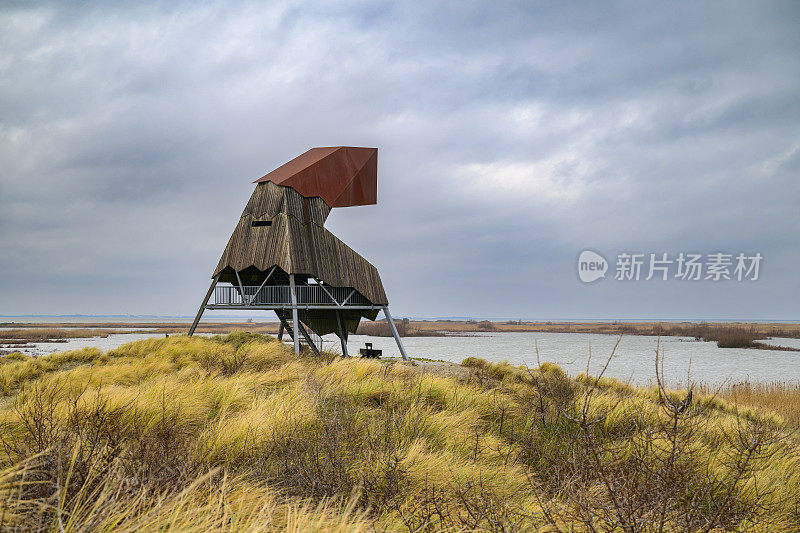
0;333;799;530
0;329;113;344
7;320;800;341
356;320;446;337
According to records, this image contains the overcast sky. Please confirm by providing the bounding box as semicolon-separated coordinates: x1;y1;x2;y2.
1;1;798;320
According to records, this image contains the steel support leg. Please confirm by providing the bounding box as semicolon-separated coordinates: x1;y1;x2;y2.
296;321;321;357
336;310;349;357
277;322;285;341
382;306;408;360
289;274;300;355
278;318;295;341
188;274;219;336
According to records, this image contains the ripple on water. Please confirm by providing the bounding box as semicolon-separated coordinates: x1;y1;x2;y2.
4;331;799;385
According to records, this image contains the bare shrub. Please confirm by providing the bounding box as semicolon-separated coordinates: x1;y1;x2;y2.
396;479;531;532
513;338;783;532
0;382;198;529
245;375;409;514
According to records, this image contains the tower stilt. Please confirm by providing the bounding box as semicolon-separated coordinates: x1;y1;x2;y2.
289;274;300;355
336;310;349;357
382;306;408;361
296;321;321;357
188;274;219;336
279;318;295;341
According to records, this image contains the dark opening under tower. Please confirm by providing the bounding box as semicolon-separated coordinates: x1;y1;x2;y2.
188;146;408;360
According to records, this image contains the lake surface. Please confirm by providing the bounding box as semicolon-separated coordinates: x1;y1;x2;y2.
5;331;799;386
331;333;800;386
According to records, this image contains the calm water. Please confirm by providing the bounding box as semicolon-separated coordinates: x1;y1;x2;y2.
6;331;798;385
329;333;800;385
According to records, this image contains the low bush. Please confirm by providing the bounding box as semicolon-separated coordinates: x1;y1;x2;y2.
716;328;758;348
356;320;407;337
356;320;444;337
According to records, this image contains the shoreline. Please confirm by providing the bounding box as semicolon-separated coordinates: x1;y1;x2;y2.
3;319;799;334
3;319;799;345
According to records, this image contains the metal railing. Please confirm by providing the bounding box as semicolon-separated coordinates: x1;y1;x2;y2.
213;284;371;307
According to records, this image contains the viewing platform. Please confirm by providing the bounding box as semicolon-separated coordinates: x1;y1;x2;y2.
207;284;378;310
188;146;407;359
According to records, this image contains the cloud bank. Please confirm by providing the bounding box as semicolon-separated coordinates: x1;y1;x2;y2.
1;1;798;319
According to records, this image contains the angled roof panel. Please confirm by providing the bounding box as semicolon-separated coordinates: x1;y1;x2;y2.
254;146;377;207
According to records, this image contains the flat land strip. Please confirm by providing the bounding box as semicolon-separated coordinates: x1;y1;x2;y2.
3;320;799;338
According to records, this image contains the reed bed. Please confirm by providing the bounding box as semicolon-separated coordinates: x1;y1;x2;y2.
0;333;798;531
700;380;800;428
355;320;445;337
0;329;113;343
6;320;800;341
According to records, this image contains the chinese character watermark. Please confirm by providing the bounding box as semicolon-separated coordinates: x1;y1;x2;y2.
578;251;762;283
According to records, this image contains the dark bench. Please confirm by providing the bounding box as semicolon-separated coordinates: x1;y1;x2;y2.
359;342;382;358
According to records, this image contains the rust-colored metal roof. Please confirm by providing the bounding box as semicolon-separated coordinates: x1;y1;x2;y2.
254;146;377;208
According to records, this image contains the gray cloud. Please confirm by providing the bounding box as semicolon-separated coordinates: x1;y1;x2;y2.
1;1;798;319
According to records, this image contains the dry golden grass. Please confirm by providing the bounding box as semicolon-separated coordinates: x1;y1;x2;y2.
0;461;372;532
700;380;800;428
0;322;283;335
0;333;798;531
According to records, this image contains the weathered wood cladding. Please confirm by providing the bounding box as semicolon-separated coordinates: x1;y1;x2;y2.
244;181;330;225
213;182;388;306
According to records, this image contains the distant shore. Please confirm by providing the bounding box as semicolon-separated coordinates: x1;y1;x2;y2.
2;319;799;347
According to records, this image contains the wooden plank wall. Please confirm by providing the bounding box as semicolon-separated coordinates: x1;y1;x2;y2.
214;182;388;305
243;181;330;225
